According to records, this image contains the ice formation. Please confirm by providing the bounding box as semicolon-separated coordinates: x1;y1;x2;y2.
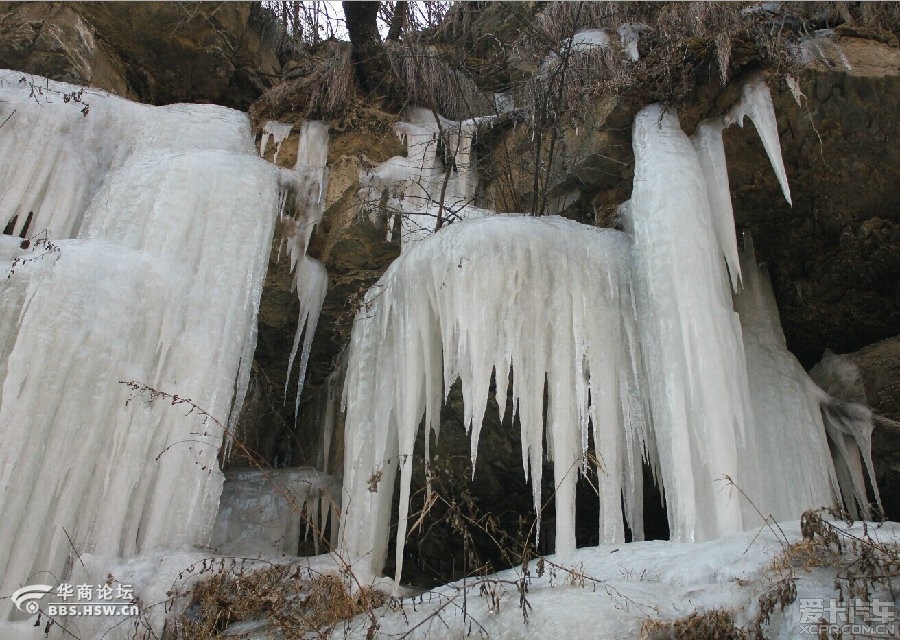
726;74;793;206
628;103;755;541
272;121;330;419
0;72;290;619
809;350;883;519
338;74;881;583
212;467;341;555
618;24;643;62
732;237;845;518
359;107;494;249
340;216;649;582
259;119;294;164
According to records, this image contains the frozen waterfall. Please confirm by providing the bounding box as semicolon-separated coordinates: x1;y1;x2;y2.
0;71;298;619
338;75;880;583
340;215;650;583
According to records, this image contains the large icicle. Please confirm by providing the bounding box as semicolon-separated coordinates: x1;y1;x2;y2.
628;104;756;542
339;215;650;583
274;121;330;418
0;72;279;618
726;73;792;206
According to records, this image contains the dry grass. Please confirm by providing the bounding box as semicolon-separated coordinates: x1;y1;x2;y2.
250;41;358;126
175;564;384;639
641;609;748;640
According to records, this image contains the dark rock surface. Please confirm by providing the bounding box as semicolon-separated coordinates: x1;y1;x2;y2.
0;1;284;109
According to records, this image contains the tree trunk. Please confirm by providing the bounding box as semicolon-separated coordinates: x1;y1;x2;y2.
343;1;385;92
387;1;408;41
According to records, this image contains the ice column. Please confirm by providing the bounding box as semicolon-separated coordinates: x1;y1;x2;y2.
733;236;842;519
628;104;755;542
0;72;279;617
272;121;330;418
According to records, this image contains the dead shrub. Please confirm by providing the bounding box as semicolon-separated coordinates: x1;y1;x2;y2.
174;563;384;639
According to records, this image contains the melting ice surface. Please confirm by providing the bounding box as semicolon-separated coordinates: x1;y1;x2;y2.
0;71;286;619
339;75;880;583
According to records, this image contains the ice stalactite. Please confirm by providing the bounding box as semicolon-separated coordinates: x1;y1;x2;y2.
810;350;883;519
0;72;282;617
691;118;744;291
628;104;754;542
212;468;342;555
302;349;348;476
732;236;843;520
359;107;495;249
269;121;330;420
726;73;793;206
259;120;294;164
340;216;650;583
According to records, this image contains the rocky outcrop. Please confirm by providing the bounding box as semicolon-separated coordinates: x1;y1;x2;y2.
0;1;284;109
727;34;900;367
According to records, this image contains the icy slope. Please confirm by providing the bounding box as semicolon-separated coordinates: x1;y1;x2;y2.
338;521;900;640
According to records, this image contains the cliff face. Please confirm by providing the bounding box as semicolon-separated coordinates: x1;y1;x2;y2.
0;1;283;109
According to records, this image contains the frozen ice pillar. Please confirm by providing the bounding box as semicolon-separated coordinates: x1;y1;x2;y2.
628;104;753;542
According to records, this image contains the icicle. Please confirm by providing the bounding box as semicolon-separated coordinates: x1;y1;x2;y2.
276;121;331;418
339;215;649;582
359;108;498;250
259;120;294;164
727;74;792;206
810;350;883;517
285;257;328;420
692;118;743;291
785;75;805;106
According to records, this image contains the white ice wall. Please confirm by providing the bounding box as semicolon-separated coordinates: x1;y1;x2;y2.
340;215;651;584
0;72;281;618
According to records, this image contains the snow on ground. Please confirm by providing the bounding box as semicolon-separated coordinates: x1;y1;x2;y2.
339;521;900;640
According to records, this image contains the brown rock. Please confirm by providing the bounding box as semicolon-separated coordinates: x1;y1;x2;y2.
0;1;283;109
